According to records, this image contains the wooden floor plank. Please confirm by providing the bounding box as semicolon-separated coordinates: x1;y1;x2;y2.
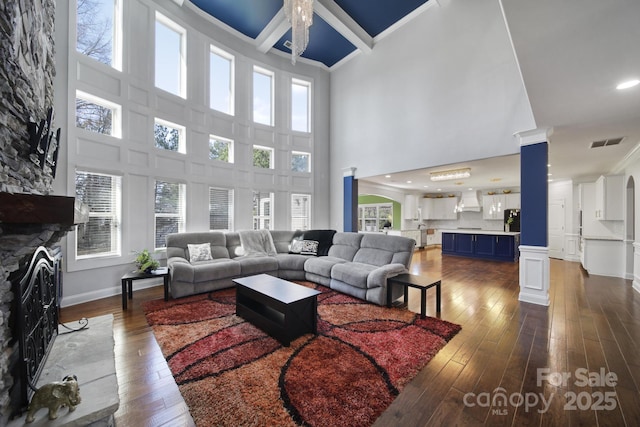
59;249;640;426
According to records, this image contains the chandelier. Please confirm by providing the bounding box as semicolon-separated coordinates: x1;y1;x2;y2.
284;0;314;64
430;168;471;182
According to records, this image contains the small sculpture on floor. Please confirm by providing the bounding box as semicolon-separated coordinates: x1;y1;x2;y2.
25;374;81;423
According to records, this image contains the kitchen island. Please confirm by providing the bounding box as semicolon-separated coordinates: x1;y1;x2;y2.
440;229;520;262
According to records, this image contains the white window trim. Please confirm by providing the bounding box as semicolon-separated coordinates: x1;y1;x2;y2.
154;118;186;154
154;180;186;250
155;11;187;99
291;150;311;173
253;144;274;169
291;78;311;133
210;44;235;116
75;90;122;138
253;65;275;126
291;193;311;231
112;0;123;71
74;170;122;260
209;186;234;231
209;134;234;163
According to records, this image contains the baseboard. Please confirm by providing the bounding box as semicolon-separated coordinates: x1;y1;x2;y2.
60;280;161;307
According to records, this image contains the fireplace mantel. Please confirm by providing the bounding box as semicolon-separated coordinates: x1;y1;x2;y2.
0;192;87;225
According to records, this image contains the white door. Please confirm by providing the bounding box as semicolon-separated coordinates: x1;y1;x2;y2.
548;199;564;259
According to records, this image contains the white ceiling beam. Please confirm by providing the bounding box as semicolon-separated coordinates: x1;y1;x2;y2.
255;9;290;54
171;0;185;6
315;0;373;53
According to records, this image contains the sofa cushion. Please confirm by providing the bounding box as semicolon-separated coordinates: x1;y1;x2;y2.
191;259;241;283
275;253;311;271
236;256;278;275
357;234;415;267
304;256;347;278
331;262;376;289
301;230;336;256
187;243;213;263
239;230;277;256
327;232;364;261
166;232;230;259
270;230;303;253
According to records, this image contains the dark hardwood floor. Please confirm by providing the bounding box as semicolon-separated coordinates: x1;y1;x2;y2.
60;247;640;426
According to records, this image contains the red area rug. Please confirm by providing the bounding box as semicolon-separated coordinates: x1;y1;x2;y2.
142;282;460;426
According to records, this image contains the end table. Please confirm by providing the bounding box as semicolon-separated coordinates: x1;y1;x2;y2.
121;267;170;309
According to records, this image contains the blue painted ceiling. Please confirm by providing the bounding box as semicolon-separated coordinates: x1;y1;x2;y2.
190;0;430;68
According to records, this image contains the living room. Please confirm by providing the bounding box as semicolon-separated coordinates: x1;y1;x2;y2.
1;0;640;425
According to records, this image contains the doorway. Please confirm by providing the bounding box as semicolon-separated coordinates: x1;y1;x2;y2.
548;199;565;259
626;177;635;279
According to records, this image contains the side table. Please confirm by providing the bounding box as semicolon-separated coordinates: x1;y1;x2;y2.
387;273;441;318
120;267;170;309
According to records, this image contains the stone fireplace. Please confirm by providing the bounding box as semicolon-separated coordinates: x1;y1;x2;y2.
0;0;66;422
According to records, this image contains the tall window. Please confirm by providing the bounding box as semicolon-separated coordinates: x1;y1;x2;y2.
209;187;234;231
75;171;122;258
76;91;121;137
253;191;274;230
154;119;185;153
154;180;186;249
209;135;233;162
253;66;274;126
291;151;310;172
155;12;186;98
291;194;311;231
291;78;310;132
210;46;234;115
253;145;274;169
76;0;122;70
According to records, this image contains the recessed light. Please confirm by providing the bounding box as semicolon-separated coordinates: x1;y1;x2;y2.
616;79;639;90
385;175;391;178
406;180;412;184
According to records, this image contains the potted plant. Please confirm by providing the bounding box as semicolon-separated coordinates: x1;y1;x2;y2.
505;216;514;232
134;249;160;273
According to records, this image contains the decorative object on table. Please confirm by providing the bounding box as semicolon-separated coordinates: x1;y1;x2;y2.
505;216;514;232
142;283;461;426
502;189;512;194
25;374;81;423
27;107;62;177
134;249;160;273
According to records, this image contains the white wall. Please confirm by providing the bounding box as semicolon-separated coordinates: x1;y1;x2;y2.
328;0;536;230
53;0;331;306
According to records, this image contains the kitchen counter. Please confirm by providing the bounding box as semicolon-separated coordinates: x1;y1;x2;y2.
440;228;520;236
441;230;520;262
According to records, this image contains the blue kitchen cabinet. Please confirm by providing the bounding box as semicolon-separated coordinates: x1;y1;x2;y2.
441;232;519;262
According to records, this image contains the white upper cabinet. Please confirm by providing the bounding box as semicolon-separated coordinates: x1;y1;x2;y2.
482;194;505;220
594;175;623;220
505;193;520;209
403;194;419;220
421;197;432;220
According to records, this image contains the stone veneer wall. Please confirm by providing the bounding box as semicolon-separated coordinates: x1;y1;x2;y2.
0;0;63;423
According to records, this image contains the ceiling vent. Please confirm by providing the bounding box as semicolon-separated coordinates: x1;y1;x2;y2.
284;40;293;50
590;137;624;148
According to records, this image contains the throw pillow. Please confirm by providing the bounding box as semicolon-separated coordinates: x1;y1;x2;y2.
299;240;319;256
187;243;213;263
289;238;304;254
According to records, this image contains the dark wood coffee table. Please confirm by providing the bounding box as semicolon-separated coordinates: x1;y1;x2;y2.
233;274;321;346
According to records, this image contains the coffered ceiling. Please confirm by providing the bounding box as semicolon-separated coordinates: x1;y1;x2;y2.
183;0;640;194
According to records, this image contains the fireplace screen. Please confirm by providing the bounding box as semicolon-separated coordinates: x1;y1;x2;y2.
12;246;60;413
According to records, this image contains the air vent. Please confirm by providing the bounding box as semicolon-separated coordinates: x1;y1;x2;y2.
590;137;624;148
284;40;293;50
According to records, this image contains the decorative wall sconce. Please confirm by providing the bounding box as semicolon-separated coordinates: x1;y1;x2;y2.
27;107;61;177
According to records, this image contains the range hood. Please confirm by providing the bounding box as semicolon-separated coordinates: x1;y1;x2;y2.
458;191;482;212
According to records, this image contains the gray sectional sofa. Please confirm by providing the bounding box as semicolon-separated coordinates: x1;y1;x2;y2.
165;229;416;305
